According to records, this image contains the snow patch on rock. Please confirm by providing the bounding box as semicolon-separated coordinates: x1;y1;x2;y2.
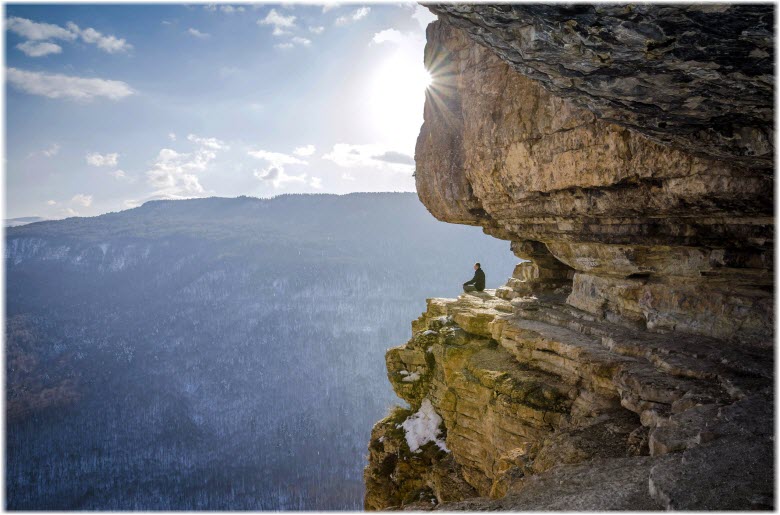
401;398;449;453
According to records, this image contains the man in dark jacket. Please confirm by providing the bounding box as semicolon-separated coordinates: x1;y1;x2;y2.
463;262;485;292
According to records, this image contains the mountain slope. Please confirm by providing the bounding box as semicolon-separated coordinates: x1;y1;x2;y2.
5;192;519;510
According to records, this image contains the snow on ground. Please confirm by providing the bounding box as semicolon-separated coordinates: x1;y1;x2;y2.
401;399;449;453
401;372;420;382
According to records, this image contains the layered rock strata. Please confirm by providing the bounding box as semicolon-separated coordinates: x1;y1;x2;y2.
365;8;773;511
426;4;775;169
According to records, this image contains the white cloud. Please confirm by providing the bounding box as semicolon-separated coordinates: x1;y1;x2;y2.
142;134;228;198
371;27;425;49
168;132;177;141
412;5;437;29
322;4;340;13
146;147;215;198
110;169;135;182
259;9;296;36
274;36;310;50
293;145;316;157
71;193;93;207
7;67;134;101
187;28;210;39
205;4;245;14
41;143;60;157
248;149;307;166
309;177;323;189
66;22;132;53
249;148;311;189
16;41;62;57
341;172;355;181
373;150;415;165
6;16;76;41
372;28;405;45
323;143;414;172
308;26;325;35
187;134;228;150
335;7;370;26
255;167;308;188
86;152;119;167
7;17;132;55
47;200;57;206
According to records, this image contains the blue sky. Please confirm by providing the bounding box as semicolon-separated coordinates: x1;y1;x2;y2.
5;3;437;218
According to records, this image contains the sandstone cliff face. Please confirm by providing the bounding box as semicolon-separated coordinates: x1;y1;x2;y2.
365;7;773;511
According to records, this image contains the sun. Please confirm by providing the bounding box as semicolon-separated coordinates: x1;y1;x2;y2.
366;52;433;150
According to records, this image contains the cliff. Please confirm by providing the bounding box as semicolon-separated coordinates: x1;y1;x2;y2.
365;5;773;510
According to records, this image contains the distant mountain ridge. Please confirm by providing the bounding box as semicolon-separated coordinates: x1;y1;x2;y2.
5;216;47;227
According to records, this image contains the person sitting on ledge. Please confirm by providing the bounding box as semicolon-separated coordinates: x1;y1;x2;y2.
463;262;486;293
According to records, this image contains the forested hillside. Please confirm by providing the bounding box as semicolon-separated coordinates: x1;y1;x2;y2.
5;193;518;510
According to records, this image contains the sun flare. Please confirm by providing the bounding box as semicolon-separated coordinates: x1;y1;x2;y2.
367;53;433;149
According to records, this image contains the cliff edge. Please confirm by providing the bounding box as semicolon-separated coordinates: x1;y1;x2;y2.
365;5;773;510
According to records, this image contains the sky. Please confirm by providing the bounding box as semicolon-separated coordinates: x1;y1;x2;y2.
4;2;438;219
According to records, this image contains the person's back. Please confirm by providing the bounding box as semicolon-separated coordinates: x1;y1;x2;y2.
463;262;485;292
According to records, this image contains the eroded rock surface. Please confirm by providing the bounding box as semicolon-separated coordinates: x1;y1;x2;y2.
365;6;773;511
426;4;774;169
364;291;772;510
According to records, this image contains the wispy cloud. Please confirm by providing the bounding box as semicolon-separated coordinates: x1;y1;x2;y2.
16;40;62;57
323;143;414;171
187;134;228;150
274;36;311;50
373;151;415;165
308;26;325;35
204;4;245;14
187;28;210;39
259;9;296;36
248;149;307;166
293;145;316;157
249;148;321;189
43;143;61;157
66;22;133;53
6;17;132;55
86;152;119;167
71;193;93;207
335;7;370;26
7;68;134;101
30;143;61;158
110;169;135;182
412;5;437;29
372;28;406;45
6;16;76;41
